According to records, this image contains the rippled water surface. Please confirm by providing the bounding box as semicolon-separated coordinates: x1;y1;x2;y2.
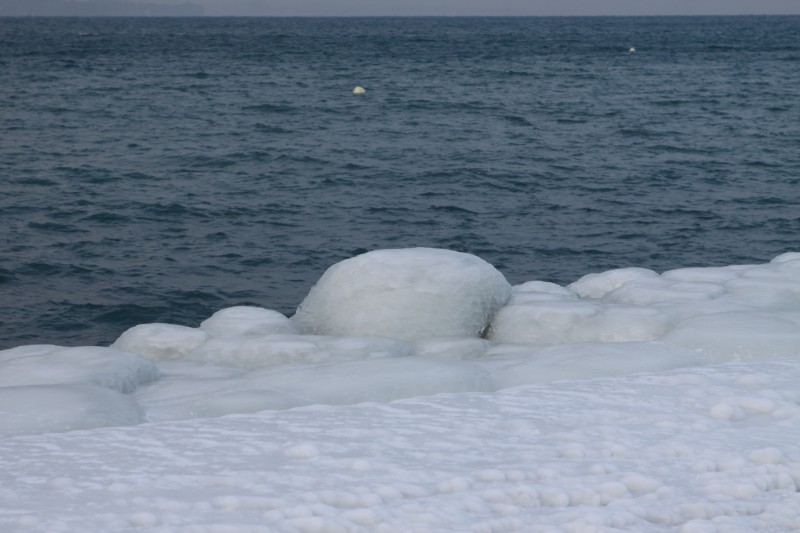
1;16;799;348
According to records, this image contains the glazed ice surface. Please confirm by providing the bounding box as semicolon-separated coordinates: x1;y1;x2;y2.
2;248;799;436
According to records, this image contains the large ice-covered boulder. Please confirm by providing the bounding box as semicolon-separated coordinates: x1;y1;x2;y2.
292;248;512;341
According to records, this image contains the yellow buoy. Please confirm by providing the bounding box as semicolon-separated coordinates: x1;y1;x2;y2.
353;86;366;95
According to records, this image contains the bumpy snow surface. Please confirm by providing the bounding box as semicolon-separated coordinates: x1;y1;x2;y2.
2;248;800;532
2;360;800;532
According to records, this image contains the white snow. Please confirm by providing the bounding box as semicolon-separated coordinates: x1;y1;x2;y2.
1;359;799;532
2;247;800;531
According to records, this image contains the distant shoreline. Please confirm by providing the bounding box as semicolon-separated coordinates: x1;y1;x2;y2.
2;13;800;19
0;0;203;17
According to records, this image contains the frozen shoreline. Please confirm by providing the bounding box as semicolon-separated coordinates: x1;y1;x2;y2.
2;248;800;439
2;249;800;530
2;358;799;532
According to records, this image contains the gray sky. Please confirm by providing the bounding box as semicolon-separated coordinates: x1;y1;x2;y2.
193;0;800;17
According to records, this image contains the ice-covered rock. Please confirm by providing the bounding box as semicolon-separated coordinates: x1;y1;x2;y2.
568;267;659;299
200;306;298;337
291;248;511;340
487;300;602;344
508;280;579;303
112;323;208;361
771;251;800;264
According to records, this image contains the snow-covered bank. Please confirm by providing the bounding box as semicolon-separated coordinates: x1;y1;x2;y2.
1;359;799;532
2;248;800;437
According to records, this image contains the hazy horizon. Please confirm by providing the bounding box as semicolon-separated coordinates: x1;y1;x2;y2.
3;0;800;17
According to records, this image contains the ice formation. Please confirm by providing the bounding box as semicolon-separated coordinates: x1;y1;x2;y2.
199;305;299;337
0;345;158;394
291;247;512;340
0;384;145;438
1;247;799;438
0;345;157;437
2;248;800;531
111;323;209;361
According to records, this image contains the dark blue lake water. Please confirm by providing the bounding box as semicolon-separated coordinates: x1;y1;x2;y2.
1;16;799;349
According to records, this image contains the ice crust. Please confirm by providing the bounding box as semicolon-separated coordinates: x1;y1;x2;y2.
1;247;800;438
0;384;145;438
0;345;157;438
2;360;800;532
0;345;158;393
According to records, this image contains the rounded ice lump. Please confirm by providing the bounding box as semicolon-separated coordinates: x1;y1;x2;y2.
111;323;208;361
200;306;298;337
291;248;512;341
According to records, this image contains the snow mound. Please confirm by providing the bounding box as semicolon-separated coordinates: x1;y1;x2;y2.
291;248;512;340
